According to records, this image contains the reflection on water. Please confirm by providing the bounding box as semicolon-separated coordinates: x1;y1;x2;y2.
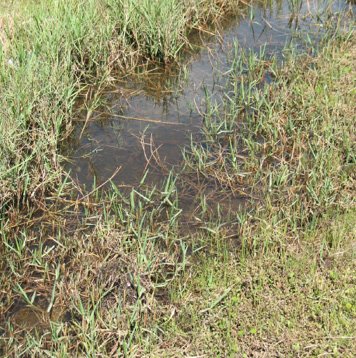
63;0;355;197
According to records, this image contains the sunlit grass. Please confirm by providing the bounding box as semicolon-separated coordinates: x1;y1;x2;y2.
0;0;242;213
1;0;356;356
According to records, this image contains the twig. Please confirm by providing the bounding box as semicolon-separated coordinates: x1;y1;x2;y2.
100;112;184;126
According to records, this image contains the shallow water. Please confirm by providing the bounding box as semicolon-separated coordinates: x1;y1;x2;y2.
64;0;355;192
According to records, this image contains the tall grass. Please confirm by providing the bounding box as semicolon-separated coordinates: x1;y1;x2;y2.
0;0;241;212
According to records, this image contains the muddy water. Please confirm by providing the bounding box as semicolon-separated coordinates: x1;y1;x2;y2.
64;0;355;194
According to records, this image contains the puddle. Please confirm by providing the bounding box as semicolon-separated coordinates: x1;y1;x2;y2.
64;0;355;199
6;298;71;332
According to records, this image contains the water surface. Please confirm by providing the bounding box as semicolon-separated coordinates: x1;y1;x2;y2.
64;0;355;194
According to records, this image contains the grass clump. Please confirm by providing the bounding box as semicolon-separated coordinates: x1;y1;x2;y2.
0;0;242;212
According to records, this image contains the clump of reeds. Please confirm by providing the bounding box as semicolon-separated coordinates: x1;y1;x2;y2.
0;0;244;214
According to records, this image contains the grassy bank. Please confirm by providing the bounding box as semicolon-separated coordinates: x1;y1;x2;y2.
0;0;242;213
1;12;356;357
173;30;356;356
168;28;356;356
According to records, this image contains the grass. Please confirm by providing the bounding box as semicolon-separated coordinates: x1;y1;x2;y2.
165;24;356;356
162;212;356;356
1;0;356;356
0;0;242;214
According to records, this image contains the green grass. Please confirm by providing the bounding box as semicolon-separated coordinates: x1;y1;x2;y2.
1;0;356;356
0;0;241;213
164;27;356;356
161;212;356;357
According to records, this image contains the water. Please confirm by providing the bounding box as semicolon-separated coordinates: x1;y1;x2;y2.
64;0;355;192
